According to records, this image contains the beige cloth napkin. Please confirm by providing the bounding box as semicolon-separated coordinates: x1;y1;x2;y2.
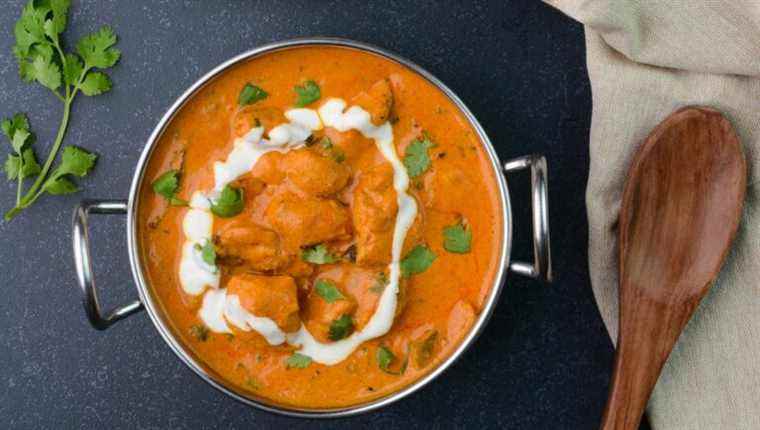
544;1;760;428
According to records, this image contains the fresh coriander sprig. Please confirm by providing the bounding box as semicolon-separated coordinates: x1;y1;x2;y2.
3;0;121;220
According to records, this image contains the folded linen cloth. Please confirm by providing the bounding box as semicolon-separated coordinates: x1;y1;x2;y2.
544;1;760;428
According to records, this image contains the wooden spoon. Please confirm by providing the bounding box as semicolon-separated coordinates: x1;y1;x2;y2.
600;107;747;429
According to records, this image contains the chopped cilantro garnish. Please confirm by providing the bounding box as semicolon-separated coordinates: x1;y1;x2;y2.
314;279;344;303
189;324;209;342
403;134;435;178
414;330;438;368
238;83;268;106
151;169;187;205
377;346;408;375
328;314;354;341
194;240;217;268
286;352;312;369
301;244;338;264
3;2;121;220
400;245;436;278
294;80;320;107
443;222;472;253
210;185;244;218
370;272;389;294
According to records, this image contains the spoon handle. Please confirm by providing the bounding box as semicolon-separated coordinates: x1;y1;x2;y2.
600;288;699;430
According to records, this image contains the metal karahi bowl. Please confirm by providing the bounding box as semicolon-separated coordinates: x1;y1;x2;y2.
71;38;552;418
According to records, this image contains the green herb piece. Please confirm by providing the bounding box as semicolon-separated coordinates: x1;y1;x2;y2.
377;346;394;371
151;169;188;205
377;346;408;375
238;83;268;106
400;245;436;278
301;244;338;264
318;136;345;162
403;134;435;178
41;146;97;195
210;185;244;218
294;80;320;107
194;240;217;268
315;279;344;303
189;324;209;342
245;377;261;390
286;352;312;369
4;1;121;220
370;272;389;294
328;314;354;341
414;330;438;368
443;222;472;253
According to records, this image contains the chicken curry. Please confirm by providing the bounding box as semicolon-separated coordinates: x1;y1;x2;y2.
137;46;503;409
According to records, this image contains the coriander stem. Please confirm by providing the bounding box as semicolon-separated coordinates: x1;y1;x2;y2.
15;166;22;205
17;98;72;207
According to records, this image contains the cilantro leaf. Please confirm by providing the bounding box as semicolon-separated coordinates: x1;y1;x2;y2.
403;134;434;178
54;146;97;177
377;346;408;375
11;129;31;153
315;279;345;303
43;176;77;194
189;324;209;342
210;185;244;218
195;240;217;267
26;54;61;91
63;53;83;85
377;346;395;371
4;149;40;181
369;272;388;294
151;170;180;200
443;222;472;253
238;83;268;106
4;155;21;180
79;71;111;96
1;113;30;140
400;245;436;278
294;80;320;107
13;2;49;58
301;244;338;264
41;146;97;195
328;314;354;341
47;0;70;38
413;330;438;368
285;353;312;369
76;26;120;69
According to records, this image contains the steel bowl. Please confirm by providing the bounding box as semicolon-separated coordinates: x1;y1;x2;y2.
71;37;552;418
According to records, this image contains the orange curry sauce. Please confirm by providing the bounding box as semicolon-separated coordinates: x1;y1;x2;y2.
137;46;503;409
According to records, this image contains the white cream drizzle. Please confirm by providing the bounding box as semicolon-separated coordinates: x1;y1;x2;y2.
181;99;417;365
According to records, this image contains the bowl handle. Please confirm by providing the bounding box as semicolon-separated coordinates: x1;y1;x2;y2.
72;199;144;330
503;155;553;282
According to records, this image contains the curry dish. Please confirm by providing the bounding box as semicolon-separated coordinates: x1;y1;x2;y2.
137;46;503;409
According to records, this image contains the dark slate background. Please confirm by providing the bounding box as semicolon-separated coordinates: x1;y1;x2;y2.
0;1;649;428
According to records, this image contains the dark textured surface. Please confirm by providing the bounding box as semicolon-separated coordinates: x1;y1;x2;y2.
0;0;634;428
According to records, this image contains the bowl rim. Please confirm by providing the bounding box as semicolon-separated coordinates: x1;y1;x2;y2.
125;37;513;418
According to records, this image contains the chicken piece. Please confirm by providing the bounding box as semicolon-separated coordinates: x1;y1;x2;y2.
251;151;286;185
352;78;394;126
265;192;351;249
309;265;407;333
323;128;377;165
215;222;291;272
232;105;285;139
303;277;358;343
352;163;397;266
226;274;301;332
281;148;350;196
